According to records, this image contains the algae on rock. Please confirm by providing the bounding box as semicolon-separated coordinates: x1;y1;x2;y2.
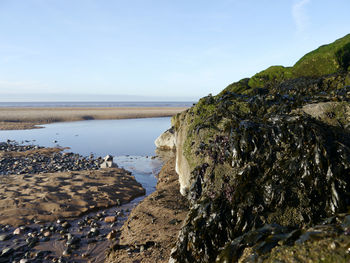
170;34;350;263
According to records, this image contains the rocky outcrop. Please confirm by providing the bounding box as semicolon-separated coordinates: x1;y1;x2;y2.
155;127;176;150
169;34;350;262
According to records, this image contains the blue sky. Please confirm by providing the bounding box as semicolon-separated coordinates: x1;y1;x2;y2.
0;0;350;101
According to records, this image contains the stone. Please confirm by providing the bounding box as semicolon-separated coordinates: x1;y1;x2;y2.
107;230;117;240
104;216;117;223
100;155;118;168
13;228;22;235
154;127;176;150
62;248;71;256
169;34;350;263
0;233;11;241
61;221;71;229
1;247;13;257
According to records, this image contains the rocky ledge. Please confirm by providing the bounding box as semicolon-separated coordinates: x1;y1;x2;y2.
166;34;350;262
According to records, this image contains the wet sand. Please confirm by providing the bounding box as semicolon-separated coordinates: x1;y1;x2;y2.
106;158;189;263
0;168;145;227
0;145;145;227
0;107;188;130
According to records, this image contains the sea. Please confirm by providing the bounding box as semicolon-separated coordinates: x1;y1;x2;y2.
0;101;194;108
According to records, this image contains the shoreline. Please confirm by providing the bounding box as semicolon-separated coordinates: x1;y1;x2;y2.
0;141;157;262
0;106;188;130
0;143;146;227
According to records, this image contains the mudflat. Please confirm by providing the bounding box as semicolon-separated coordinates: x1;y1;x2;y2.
0;107;188;130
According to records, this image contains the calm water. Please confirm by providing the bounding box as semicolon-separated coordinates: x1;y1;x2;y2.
0;101;194;107
0;117;170;156
0;117;172;193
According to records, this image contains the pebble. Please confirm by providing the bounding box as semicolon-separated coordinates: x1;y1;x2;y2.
0;233;11;241
104;216;117;223
1;247;13;257
107;230;117;240
43;231;51;237
61;221;71;229
13;227;22;235
0;141;103;176
62;248;71;256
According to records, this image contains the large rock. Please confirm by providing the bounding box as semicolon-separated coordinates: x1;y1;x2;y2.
169;34;350;262
100;155;118;168
155;127;176;150
301;101;350;127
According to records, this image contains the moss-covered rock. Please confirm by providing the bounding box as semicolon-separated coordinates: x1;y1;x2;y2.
247;34;350;89
170;34;350;263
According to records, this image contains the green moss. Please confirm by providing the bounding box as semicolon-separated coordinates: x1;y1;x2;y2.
345;73;350;86
264;235;350;263
248;66;293;88
293;34;350;78
247;34;350;89
220;78;251;95
266;207;306;227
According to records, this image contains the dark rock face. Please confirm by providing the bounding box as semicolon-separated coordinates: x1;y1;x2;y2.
170;69;350;261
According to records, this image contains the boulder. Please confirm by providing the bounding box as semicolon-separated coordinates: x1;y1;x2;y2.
155;127;176;150
169;34;350;262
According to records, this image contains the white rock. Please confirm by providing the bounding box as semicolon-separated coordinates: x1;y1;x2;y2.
100;155;118;168
155;127;176;150
13;227;22;235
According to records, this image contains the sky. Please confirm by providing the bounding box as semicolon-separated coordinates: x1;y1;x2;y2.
0;0;350;102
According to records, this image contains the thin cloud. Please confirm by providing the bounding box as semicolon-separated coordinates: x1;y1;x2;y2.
292;0;311;33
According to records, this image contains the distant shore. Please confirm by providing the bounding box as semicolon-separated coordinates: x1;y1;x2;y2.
0;106;188;130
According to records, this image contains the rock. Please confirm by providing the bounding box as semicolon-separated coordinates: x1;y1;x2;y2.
100;155;118;168
13;228;22;235
104;216;117;223
169;34;350;262
155;127;176;150
1;247;13;257
107;230;117;240
66;236;80;246
61;221;71;229
62;248;71;256
43;231;51;237
0;233;11;241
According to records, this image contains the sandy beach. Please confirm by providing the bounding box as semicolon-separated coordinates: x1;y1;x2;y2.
0;107;188;130
0;146;145;227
